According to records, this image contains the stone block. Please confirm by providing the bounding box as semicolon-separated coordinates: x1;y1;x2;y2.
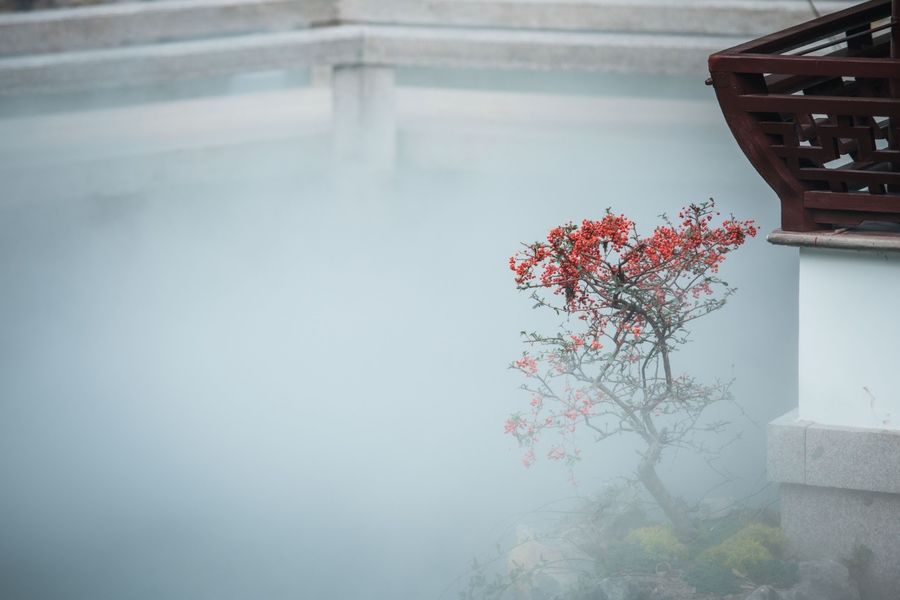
768;409;808;485
805;424;900;495
781;484;900;600
770;410;900;598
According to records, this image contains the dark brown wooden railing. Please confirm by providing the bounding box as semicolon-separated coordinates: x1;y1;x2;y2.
709;0;900;231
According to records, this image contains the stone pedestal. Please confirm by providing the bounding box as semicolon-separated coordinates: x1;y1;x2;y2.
769;412;900;600
767;230;900;600
331;64;396;171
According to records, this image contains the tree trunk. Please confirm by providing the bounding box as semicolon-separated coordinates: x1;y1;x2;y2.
637;455;697;543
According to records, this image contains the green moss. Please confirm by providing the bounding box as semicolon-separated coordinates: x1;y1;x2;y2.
685;559;740;594
735;524;787;555
745;558;799;588
597;540;657;576
701;524;787;574
625;525;688;563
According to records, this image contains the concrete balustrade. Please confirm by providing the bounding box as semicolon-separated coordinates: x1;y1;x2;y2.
339;0;853;36
361;25;734;73
0;3;745;166
0;27;360;94
0;0;855;172
0;0;853;62
0;0;336;57
0;0;854;59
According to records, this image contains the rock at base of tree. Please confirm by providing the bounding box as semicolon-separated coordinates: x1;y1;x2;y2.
745;586;781;600
593;576;656;600
576;575;701;600
790;560;861;600
745;560;861;600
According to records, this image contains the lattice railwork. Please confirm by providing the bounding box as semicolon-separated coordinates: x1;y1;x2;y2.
709;0;900;232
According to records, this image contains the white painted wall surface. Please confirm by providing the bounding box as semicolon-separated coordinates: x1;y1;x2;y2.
799;247;900;430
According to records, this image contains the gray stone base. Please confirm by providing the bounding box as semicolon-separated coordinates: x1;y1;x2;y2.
780;484;900;600
769;411;900;600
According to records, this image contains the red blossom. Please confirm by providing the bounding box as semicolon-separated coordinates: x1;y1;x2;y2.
522;449;536;468
514;355;539;376
505;201;756;470
508;203;756;331
547;446;566;461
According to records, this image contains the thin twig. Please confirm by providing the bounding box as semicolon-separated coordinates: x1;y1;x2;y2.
806;0;821;18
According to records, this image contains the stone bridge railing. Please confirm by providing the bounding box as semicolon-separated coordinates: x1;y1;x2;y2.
0;0;855;93
0;0;854;167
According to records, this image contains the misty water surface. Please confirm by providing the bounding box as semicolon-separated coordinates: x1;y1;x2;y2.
0;71;797;599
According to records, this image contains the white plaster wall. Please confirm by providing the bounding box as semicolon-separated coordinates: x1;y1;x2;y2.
799;247;900;430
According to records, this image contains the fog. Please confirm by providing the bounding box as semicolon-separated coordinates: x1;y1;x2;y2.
0;71;797;599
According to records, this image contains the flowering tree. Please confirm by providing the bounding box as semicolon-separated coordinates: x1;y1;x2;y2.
506;201;757;541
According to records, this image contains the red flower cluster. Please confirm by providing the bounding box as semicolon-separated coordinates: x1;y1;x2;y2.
506;201;757;470
509;213;634;293
513;355;539;376
509;203;756;329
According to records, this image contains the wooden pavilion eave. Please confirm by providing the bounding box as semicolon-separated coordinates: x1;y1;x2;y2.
709;0;900;232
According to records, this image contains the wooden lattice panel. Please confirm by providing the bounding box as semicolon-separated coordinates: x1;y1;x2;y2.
709;0;900;231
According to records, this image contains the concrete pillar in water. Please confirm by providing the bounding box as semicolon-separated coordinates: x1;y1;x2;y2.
331;64;396;171
310;65;332;88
